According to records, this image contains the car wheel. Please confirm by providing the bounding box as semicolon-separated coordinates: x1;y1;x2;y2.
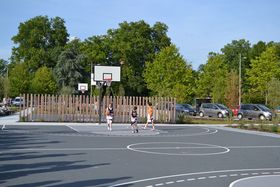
237;113;243;120
259;115;265;120
199;112;204;117
217;113;223;118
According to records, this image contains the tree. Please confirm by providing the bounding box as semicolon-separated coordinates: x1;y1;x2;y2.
9;63;30;97
54;40;86;93
221;39;251;72
247;45;280;104
31;66;57;94
82;20;171;96
0;59;9;98
267;78;280;108
144;45;194;103
224;70;239;108
195;53;227;103
0;59;8;76
249;41;267;60
11;16;69;72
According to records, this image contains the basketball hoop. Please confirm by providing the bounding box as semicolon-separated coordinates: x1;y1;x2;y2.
105;80;112;87
78;83;88;94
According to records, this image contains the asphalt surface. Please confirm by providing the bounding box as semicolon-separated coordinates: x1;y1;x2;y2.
1;115;280;187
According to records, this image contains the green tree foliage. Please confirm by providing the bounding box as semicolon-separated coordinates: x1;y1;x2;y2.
54;40;86;92
267;78;280;108
0;59;10;98
11;16;69;72
83;20;171;96
221;39;251;72
0;59;8;76
224;70;239;108
247;45;280;104
249;41;267;60
31;66;57;94
144;45;194;103
9;63;30;97
196;53;227;103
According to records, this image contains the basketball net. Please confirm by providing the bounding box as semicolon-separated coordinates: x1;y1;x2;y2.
105;80;112;87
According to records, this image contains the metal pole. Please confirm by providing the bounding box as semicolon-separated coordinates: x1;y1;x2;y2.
98;82;102;124
239;53;242;107
90;62;93;96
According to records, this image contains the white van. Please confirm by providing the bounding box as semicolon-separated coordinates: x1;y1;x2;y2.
12;97;25;106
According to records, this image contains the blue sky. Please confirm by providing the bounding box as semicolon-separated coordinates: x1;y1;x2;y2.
1;0;280;69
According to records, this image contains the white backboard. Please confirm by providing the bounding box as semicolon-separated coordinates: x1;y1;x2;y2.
78;83;88;91
94;66;121;82
91;73;96;85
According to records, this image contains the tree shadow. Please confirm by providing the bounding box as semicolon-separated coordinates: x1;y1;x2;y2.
8;180;61;187
0;161;110;181
0;152;84;162
47;177;132;187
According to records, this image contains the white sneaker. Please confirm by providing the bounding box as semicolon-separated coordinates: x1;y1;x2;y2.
108;126;110;130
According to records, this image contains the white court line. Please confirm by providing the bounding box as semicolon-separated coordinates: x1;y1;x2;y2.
109;168;280;187
0;147;128;152
127;142;230;156
229;175;280;187
2;144;280;153
165;181;174;184
66;125;80;133
208;176;217;178
176;180;185;183
228;145;280;149
126;146;228;150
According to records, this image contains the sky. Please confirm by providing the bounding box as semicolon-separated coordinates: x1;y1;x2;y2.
1;0;280;70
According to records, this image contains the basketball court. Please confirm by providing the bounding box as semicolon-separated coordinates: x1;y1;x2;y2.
1;118;280;187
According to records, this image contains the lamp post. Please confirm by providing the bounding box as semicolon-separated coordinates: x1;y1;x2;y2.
238;54;246;107
239;53;242;107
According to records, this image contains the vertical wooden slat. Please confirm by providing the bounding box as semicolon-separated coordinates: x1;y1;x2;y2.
37;94;40;121
63;94;65;122
30;94;33;121
71;94;73;122
173;97;176;123
69;95;73;121
64;94;67;121
50;94;52;121
76;95;79;122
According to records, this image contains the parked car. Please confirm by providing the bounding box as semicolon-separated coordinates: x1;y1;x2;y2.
237;104;272;121
12;97;25;107
275;106;280;115
176;104;196;116
198;103;230;118
0;104;11;116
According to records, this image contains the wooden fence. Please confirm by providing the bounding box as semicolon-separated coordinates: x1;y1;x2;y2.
19;94;176;123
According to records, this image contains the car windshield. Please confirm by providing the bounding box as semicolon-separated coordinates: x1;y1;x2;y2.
182;104;193;109
257;104;271;112
216;104;228;110
176;104;184;109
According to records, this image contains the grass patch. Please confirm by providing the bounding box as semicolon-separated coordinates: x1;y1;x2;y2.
228;123;280;134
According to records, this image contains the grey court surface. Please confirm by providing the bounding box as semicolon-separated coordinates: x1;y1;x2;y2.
1;115;280;187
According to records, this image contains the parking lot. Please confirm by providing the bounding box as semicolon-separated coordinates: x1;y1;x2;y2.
1;116;280;187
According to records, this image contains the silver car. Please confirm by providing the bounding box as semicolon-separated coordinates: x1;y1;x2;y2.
199;103;230;118
237;104;272;121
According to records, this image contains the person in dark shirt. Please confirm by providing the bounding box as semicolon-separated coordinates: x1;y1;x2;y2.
131;106;138;133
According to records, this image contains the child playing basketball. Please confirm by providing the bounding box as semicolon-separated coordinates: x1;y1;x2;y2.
144;102;155;130
106;103;114;131
131;106;139;133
